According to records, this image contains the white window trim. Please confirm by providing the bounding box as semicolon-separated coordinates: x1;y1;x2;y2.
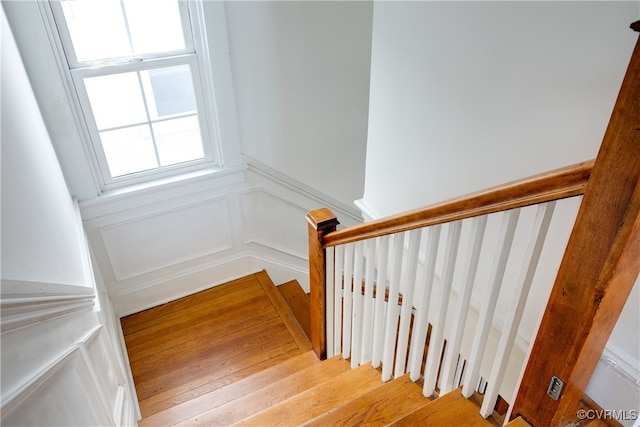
36;0;236;192
71;55;216;187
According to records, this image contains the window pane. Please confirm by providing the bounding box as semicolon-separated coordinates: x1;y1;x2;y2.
61;0;186;62
61;0;131;62
123;0;186;55
85;73;147;130
154;117;204;166
141;65;197;120
101;125;158;177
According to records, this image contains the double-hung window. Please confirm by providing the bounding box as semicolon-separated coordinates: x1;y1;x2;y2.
48;0;216;187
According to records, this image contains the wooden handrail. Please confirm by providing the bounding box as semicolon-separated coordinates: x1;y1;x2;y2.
323;160;594;248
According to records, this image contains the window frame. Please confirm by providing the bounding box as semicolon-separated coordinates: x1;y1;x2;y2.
45;0;221;189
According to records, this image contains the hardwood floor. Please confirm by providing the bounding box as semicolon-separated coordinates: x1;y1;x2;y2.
121;271;312;418
121;271;502;426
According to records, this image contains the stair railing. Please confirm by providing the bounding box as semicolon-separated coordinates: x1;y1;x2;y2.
307;160;593;418
308;22;639;425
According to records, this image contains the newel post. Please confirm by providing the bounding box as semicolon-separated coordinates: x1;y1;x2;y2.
307;208;339;360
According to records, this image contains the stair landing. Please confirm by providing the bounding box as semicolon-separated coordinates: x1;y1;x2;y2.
122;271;501;426
121;271;311;418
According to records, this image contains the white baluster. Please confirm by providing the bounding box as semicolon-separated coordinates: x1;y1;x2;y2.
361;239;377;363
423;221;462;396
351;241;365;368
480;202;556;418
462;208;521;398
326;246;335;358
439;216;487;393
394;228;423;378
342;243;354;359
408;225;442;381
372;235;390;368
381;232;405;381
333;245;345;356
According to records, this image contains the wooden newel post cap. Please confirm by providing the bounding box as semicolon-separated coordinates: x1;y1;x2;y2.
307;208;339;231
632;21;640;32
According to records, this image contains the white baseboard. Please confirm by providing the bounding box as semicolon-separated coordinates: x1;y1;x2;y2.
110;247;311;317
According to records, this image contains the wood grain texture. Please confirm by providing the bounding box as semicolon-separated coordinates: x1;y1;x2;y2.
255;270;312;352
323;160;593;247
140;348;302;418
390;388;497;427
139;351;319;426
506;417;532;427
174;355;352;426
277;280;311;340
511;32;640;426
304;374;432;427
307;209;339;359
234;362;386;426
120;273;310;418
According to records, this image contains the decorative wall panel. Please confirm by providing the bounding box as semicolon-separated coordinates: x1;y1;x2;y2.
100;197;233;280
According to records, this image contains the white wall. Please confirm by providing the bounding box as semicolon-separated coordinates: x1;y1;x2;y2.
362;1;639;419
363;1;637;216
225;1;372;208
1;7;136;425
1;7;87;287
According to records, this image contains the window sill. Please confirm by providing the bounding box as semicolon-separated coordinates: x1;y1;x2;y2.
78;164;247;217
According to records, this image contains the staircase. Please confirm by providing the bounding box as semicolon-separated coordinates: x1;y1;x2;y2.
125;271;525;427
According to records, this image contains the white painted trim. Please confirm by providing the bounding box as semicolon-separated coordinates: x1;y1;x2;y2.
99;196;233;281
78;325;128;425
601;345;640;388
114;313;142;421
245;156;363;224
1;346;112;426
354;198;379;223
110;248;311;316
109;251;249;301
0;280;95;333
247;252;310;292
1;346;75;417
245;239;306;263
111;252;253;316
200;0;244;167
79;164;246;217
33;0;103;197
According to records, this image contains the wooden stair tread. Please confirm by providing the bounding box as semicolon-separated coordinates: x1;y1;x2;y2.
174;354;352;426
506;416;532;426
277;280;311;339
139;350;320;426
235;362;386;426
255;270;312;352
390;388;498;427
121;275;260;335
304;373;432;427
140;347;301;418
133;316;297;403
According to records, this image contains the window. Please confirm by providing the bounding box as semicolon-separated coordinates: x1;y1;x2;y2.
48;0;217;187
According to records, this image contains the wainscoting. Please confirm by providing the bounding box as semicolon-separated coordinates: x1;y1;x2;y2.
82;160;362;318
0;281;137;427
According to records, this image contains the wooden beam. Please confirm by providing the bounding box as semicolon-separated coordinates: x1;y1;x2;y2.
307;208;339;359
511;25;640;426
